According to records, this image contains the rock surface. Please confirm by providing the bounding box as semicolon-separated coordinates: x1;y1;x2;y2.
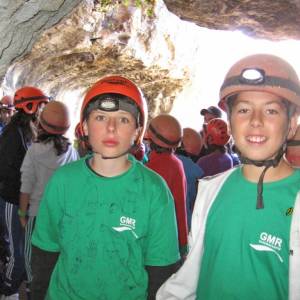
1;0;299;129
164;0;300;40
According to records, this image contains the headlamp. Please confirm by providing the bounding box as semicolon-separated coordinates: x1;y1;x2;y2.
240;68;265;85
84;94;140;125
99;98;119;111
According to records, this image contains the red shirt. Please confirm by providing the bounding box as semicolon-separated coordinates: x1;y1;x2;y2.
146;151;188;249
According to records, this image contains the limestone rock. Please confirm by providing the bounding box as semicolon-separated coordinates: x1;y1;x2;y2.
164;0;300;40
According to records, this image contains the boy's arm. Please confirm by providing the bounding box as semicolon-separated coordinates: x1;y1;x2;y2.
146;262;181;300
18;192;30;228
31;246;59;299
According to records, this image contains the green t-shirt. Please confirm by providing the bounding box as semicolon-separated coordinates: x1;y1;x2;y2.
197;167;300;300
32;155;179;300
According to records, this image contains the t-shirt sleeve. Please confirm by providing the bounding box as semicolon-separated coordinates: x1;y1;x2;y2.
144;182;180;266
31;172;64;252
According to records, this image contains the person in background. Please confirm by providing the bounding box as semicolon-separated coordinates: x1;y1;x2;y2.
130;141;148;163
226;139;241;166
175;128;204;230
74;122;91;157
198;105;223;159
200;105;222;124
197;118;233;177
286;124;300;167
177;127;204;163
0;96;15;135
0;86;50;299
146;114;188;258
157;53;300;300
18;101;79;299
31;76;180;300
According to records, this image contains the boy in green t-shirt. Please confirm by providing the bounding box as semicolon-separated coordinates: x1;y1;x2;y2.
31;75;180;300
157;54;300;300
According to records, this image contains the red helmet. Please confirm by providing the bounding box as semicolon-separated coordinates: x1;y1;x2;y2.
205;118;230;146
0;95;14;110
182;128;203;156
286;124;300;167
40;101;70;135
14;86;50;114
219;54;300;111
147;114;182;149
80;75;148;144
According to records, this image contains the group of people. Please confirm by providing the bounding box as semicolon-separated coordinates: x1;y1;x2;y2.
0;87;79;300
0;52;299;300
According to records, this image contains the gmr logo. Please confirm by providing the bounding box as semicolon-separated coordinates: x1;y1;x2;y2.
120;216;136;229
250;232;283;263
260;232;282;250
112;216;138;238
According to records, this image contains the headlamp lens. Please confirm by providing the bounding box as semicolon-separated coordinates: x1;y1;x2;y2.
240;68;265;84
99;98;119;111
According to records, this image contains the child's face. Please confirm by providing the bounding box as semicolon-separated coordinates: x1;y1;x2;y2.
229;90;298;162
0;108;14;125
83;109;138;158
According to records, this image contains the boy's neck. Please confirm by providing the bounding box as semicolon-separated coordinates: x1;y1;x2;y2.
89;154;131;177
242;159;294;183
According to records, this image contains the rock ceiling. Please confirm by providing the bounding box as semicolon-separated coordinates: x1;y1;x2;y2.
1;0;300;123
164;0;300;41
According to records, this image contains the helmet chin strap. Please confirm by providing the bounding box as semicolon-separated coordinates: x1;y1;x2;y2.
238;145;286;209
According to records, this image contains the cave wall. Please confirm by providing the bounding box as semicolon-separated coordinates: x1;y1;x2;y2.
164;0;300;40
1;0;300;133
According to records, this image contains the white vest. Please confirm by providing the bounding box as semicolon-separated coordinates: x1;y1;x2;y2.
156;167;300;300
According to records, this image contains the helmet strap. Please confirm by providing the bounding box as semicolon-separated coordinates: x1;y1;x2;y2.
238;145;286;209
150;141;172;153
149;124;181;147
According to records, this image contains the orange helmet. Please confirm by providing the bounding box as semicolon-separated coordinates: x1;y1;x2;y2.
219;54;300;111
147;114;182;149
182;128;203;156
14;86;50;114
0;95;14;110
286;125;300;167
40;101;70;135
80;75;148;144
205;118;230;146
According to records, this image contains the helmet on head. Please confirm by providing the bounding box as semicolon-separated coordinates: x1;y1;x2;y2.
219;54;300;210
40;101;70;135
182;128;203;156
80;75;148;145
14;86;50;114
0;96;14;110
219;54;300;111
286;124;300;167
148;114;182;149
205;118;230;146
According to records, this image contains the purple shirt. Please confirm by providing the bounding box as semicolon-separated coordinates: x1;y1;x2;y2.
197;152;233;177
